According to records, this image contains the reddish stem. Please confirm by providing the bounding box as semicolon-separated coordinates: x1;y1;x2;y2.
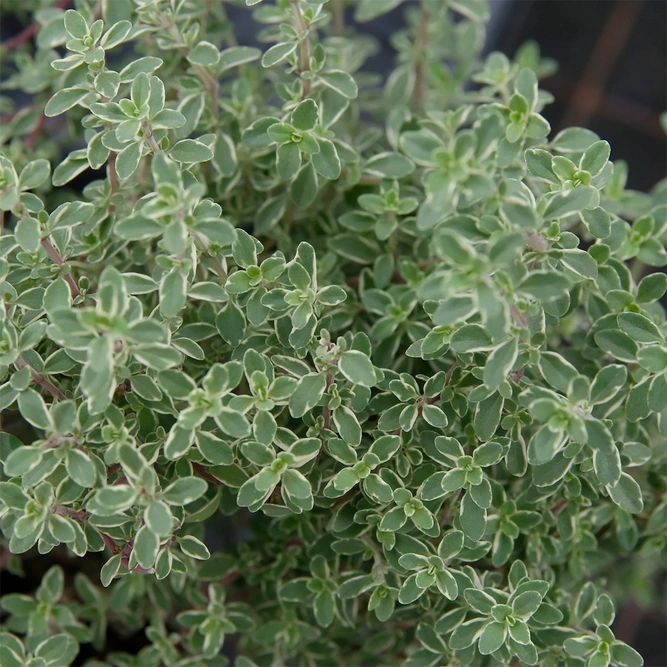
193;462;225;486
108;151;119;197
2;0;70;51
16;356;67;401
220;571;242;587
41;237;80;299
551;499;568;516
25;113;46;149
100;531;122;555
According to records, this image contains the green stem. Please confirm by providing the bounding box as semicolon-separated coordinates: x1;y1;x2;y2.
414;2;429;109
290;0;312;97
194;232;227;281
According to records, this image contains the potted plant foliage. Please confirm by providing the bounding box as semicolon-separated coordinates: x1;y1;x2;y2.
0;0;665;665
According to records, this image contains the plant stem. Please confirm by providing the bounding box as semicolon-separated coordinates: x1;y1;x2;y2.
108;151;119;197
144;127;161;154
41;237;80;299
194;232;227;281
100;531;121;554
290;0;312;97
414;2;429;109
160;17;219;116
332;0;345;36
25;112;46;149
440;488;462;528
2;0;70;51
51;506;87;521
193;462;225;486
16;356;67;401
527;231;549;252
322;372;335;430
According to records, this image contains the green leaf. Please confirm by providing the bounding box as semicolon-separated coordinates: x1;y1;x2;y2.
219;46;261;72
100;20;132;49
261;41;298;68
65;449;96;487
179;535;211;560
518;271;571;300
319;70;358;99
333;406;362;446
512;590;543;618
473;441;503;467
617;312;663;343
282;469;312;502
116;141;142;179
364;152;415;178
291;99;319;131
115;214;163;240
542;187;594;219
100;553;122;587
636;272;667;303
524;149;558;183
132;525;159;569
560;249;598;280
289;373;327;418
312;138;341;180
45;87;89;117
170;139;214;164
145;500;173;536
450;618;488;650
160;270;187;319
450;324;493;353
18;388;51;430
216;300;246;347
19;159;51;191
474;393;503;442
187;41;220;66
64;10;88;39
276;142;302;180
291;162;319;207
215;407;251;438
478;621;507;655
607;473;643;514
15;217;41;253
483;338;518;390
314;590;336;627
538;352;578;393
611;643;644;667
133;344;184;371
92;485;137;513
581;140;610;176
459;491;486;541
581;207;611;239
355;0;404;21
328;233;380;264
0;482;29;509
594;330;638;362
163;477;208;505
339;350;376;387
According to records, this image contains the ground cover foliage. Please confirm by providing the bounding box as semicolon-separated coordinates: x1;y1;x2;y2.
0;0;666;665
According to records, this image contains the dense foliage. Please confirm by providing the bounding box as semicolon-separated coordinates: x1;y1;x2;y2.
1;0;666;665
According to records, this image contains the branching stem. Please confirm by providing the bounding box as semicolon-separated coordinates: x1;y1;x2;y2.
41;237;80;300
16;357;67;401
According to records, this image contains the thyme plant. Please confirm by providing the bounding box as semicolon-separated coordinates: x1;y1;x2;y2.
1;0;666;665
